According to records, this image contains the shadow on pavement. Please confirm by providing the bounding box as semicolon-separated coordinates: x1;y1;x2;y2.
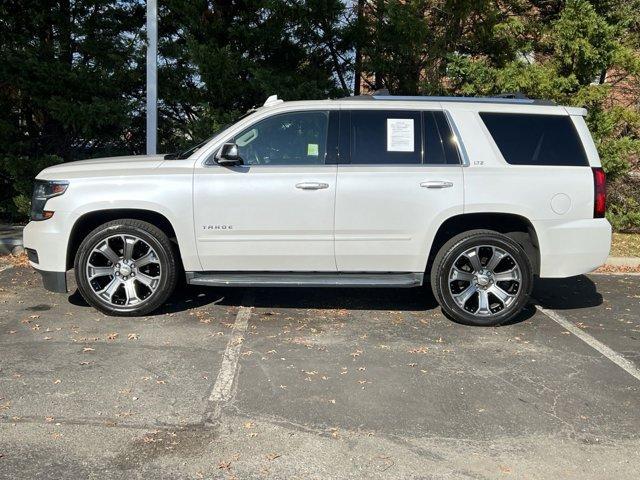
67;275;601;319
67;284;237;315
533;274;603;310
68;279;557;326
68;283;440;314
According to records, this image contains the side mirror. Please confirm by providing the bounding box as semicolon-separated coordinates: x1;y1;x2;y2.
215;143;243;166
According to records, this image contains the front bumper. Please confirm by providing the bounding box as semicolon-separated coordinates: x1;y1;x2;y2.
23;213;70;272
23;213;72;293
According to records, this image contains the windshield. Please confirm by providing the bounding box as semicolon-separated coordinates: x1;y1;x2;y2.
164;127;228;160
164;108;259;160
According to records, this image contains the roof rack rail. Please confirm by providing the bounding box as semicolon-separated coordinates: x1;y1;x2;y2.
342;91;556;106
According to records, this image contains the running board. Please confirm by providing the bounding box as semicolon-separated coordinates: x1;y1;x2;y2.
185;272;424;288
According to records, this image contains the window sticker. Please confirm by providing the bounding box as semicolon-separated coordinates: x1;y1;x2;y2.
387;119;414;152
307;143;319;156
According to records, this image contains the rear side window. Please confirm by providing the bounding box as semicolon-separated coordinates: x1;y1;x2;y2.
423;111;460;165
350;110;421;164
480;113;588;166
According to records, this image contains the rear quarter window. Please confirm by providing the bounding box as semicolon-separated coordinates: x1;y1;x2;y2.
479;113;589;166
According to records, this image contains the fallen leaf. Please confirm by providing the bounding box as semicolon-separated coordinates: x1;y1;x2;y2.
408;346;429;354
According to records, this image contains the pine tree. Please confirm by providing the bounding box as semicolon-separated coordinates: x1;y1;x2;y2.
0;0;146;219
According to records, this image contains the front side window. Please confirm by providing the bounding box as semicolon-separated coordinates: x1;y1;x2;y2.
480;112;589;166
350;110;421;164
233;111;329;166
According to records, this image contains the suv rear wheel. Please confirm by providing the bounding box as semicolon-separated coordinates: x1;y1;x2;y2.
430;230;533;326
74;219;177;316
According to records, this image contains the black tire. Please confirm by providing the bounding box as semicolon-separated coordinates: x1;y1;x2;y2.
430;229;533;326
74;219;177;316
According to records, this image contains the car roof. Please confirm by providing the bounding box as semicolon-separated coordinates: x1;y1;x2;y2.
256;95;585;116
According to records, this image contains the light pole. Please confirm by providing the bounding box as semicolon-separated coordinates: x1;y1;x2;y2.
146;0;157;155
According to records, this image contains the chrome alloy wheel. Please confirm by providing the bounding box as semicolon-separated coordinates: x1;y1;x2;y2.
448;245;522;317
85;234;161;307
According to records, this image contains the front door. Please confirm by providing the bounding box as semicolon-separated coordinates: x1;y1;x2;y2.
194;110;338;271
335;109;464;272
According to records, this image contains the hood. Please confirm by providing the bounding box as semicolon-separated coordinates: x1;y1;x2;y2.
37;155;167;179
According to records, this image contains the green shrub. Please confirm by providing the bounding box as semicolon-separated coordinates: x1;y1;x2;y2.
607;176;640;233
0;155;63;221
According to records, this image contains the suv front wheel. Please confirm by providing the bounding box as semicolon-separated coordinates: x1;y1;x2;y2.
74;219;177;316
430;230;533;326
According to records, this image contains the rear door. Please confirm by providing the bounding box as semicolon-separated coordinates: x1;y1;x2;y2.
334;109;464;272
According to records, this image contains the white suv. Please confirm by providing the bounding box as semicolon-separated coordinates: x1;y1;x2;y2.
23;94;611;326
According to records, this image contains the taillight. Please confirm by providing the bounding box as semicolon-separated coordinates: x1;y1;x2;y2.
592;167;606;218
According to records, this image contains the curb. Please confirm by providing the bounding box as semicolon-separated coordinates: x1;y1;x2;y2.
0;226;24;255
605;256;640;268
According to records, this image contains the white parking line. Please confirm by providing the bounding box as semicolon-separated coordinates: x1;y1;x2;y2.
205;292;254;423
536;305;640;382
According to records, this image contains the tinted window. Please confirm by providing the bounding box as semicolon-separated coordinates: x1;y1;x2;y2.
233;111;328;165
480;113;588;166
423;111;460;165
350;110;421;164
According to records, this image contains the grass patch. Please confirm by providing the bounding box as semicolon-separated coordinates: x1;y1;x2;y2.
611;233;640;257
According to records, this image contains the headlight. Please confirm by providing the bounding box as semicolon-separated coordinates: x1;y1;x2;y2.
30;180;69;221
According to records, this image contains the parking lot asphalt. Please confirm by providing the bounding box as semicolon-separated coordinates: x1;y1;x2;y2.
0;262;639;479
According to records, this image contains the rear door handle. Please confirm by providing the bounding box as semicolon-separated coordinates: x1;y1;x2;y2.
296;182;329;190
420;181;453;189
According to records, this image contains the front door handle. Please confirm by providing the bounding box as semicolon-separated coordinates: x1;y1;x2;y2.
296;182;329;190
420;180;454;189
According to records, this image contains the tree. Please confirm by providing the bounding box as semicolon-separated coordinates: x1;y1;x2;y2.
157;0;351;153
447;0;640;230
355;0;640;231
0;0;146;219
353;0;532;94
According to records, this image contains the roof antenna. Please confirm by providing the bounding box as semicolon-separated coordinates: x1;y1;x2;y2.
263;94;284;107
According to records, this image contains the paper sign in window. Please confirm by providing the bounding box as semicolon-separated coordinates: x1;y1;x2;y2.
387;119;414;152
307;143;319;156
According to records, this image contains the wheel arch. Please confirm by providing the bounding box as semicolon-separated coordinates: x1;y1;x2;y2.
425;212;540;277
66;209;182;270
